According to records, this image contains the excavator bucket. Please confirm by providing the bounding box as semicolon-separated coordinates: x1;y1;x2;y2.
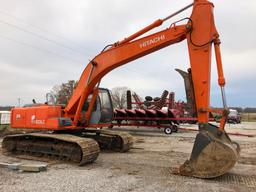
179;123;240;178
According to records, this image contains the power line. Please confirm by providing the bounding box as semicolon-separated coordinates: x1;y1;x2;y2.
0;9;95;56
0;19;94;57
0;11;147;77
0;33;84;64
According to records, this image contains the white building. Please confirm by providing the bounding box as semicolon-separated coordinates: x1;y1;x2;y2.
0;111;11;125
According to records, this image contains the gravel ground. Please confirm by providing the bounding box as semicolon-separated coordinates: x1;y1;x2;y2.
0;122;256;192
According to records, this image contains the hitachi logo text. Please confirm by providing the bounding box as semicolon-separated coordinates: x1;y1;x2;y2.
139;35;165;48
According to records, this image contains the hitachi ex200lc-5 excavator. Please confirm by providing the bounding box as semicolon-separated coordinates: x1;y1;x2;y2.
2;0;240;178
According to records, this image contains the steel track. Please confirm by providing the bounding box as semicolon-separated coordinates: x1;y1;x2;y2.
2;133;100;165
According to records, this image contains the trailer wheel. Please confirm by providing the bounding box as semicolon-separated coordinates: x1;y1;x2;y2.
164;127;172;135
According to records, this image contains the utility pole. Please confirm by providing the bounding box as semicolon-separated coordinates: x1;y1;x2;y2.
18;98;21;107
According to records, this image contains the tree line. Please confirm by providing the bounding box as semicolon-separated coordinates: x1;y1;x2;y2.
1;80;256;112
0;106;14;111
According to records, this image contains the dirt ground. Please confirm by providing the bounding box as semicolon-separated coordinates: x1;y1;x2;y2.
0;122;255;192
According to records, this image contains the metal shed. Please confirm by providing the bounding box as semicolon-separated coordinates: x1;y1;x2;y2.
0;111;11;124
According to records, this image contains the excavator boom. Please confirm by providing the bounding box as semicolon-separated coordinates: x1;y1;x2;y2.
65;25;188;122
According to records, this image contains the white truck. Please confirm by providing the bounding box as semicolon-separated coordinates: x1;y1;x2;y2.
227;109;241;124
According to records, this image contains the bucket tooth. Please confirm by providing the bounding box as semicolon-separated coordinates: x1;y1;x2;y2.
179;123;240;178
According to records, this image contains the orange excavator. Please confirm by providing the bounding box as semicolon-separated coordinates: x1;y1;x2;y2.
2;0;240;178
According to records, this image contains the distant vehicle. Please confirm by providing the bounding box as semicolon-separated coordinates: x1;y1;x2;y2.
227;109;241;124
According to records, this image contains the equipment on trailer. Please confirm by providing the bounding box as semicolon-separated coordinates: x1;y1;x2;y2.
113;97;181;135
2;0;240;178
111;75;211;134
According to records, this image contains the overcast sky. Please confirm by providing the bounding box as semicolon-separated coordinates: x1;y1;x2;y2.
0;0;255;107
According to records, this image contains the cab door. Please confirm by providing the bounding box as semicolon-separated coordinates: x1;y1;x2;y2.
83;88;113;124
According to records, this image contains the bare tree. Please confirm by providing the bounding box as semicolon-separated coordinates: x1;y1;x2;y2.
111;87;129;109
51;80;77;105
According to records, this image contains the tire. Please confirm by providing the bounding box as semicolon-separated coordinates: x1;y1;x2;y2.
145;96;153;101
164;127;172;135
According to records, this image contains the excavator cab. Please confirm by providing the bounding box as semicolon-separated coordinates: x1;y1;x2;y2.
83;88;114;124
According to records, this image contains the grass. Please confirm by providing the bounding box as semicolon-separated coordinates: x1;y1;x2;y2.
241;113;256;122
0;124;9;131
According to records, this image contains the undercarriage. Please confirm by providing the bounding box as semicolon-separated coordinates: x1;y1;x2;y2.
2;129;133;165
